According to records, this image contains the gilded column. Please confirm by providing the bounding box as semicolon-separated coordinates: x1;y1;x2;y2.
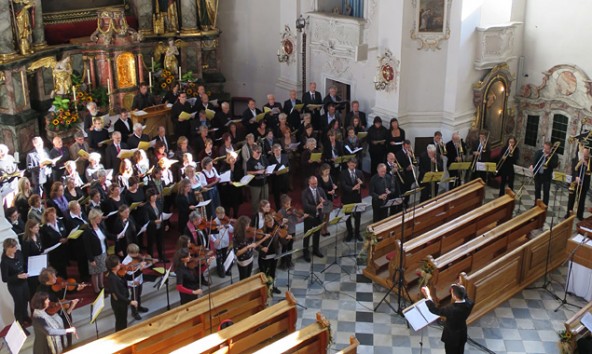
32;0;46;48
180;0;198;34
0;0;17;58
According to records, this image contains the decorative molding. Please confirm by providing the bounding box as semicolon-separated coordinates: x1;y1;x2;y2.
307;12;368;62
364;0;378;29
324;57;351;77
373;49;399;92
410;0;453;51
474;22;522;70
277;25;296;65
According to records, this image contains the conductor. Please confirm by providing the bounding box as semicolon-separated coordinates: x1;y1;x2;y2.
421;284;474;354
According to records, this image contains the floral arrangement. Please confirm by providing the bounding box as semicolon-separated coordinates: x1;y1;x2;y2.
558;329;574;354
416;259;435;288
48;96;79;132
158;69;176;93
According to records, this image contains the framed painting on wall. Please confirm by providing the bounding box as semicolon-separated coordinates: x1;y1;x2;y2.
411;0;452;50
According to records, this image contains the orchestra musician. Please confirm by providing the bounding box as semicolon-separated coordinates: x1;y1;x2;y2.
530;141;558;206
173;247;203;304
433;131;447;161
471;130;490;182
105;254;138;331
122;244;151;321
396;140;418;205
257;214;282;295
301;176;327;262
496;136;520;197
340;157;364;242
233;215;256;280
445;132;467;190
565;147;591;220
418;144;443;202
370;163;397;222
30;291;77;353
210;207;234;278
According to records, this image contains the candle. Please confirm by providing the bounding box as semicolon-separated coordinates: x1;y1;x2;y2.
87;69;91;86
149;72;152;90
151;57;154;72
178;67;182;81
72;86;76;101
107;78;111;95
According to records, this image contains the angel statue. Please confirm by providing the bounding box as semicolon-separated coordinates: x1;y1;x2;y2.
154;38;183;73
13;0;34;55
28;56;73;96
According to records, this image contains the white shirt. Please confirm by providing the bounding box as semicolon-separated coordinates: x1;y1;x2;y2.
209;218;234;250
122;255;143;287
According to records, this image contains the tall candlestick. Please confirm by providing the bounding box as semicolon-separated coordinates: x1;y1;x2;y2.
149;72;153;92
72;86;77;102
87;69;91;86
178;67;182;82
107;78;111;95
151;57;154;72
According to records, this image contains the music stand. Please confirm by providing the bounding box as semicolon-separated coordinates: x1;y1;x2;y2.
449;161;471;186
303;223;325;286
420;171;443;200
555;233;587;312
155;265;173;310
321;214;349;274
274;248;305;307
341;203;369;271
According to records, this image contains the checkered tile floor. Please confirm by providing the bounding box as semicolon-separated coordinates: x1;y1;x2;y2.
16;182;588;353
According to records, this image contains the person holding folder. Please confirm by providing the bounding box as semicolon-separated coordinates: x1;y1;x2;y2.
421;284;474;354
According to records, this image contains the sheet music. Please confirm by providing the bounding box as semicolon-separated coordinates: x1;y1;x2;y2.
403;299;440;331
137;221;149;236
161;212;173;221
416;299;440;323
117;222;129;240
5;321;26;354
219;170;231;183
157;266;172;291
27;254;47;277
224;250;235;272
91;289;105;324
582;312;592;332
42;242;61;254
196;200;211;208
265;164;277;174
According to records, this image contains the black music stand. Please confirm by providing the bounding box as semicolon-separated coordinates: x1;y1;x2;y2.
321;214;349;274
341;203;369;271
555;233;588;312
303;223;325;287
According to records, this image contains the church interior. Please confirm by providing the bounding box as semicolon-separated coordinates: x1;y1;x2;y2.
0;0;591;353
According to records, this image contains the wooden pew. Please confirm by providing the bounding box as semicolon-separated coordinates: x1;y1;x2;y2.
68;273;269;354
460;215;575;324
426;201;547;300
335;336;360;354
364;179;486;284
251;313;332;354
385;191;515;289
170;292;298;354
564;300;592;349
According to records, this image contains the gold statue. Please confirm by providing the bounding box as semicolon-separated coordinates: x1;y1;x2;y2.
28;56;73;96
14;0;34;55
166;0;179;32
197;0;218;30
154;38;179;73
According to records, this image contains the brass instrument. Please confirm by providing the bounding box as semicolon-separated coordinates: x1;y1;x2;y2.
391;156;405;184
568;130;592;144
469;132;489;177
409;149;418;165
572;155;590;215
438;141;447;156
495;140;519;174
543;141;561;169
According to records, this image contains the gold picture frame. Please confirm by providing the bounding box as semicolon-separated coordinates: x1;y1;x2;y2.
411;0;452;51
115;52;136;89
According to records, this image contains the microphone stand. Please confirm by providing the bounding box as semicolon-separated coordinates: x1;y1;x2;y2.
554;234;588;312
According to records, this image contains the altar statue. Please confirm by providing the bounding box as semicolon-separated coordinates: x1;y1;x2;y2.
27;56;73;96
154;38;179;73
14;0;34;55
197;0;218;30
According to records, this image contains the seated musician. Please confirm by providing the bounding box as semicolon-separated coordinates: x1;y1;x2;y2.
131;82;156;111
122;243;151;321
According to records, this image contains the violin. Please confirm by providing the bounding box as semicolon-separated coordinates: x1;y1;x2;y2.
51;278;87;292
46;300;74;315
286;207;306;219
245;226;266;239
188;244;214;269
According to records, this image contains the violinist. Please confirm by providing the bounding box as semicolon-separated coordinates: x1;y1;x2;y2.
173;248;203;305
277;194;300;270
31;291;77;354
184;211;210;286
233;216;256;280
251;199;272;229
36;267;82;348
122;244;151;321
209;207;234;278
496;136;519;197
257;214;282;295
105;254;138;331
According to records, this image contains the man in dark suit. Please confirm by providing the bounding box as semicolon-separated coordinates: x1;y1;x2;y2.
422;284;474;354
322;85;343;112
565;147;590;220
114;109;133;144
344;100;367;129
152;126;171;155
445;132;467;190
105;131;128;171
283;89;302;129
171;92;195;140
195;93;217;113
320;103;340;135
340;157;364;242
396;140;418;205
26;137;53;195
211;102;232;137
301;176;327;262
49;136;70;183
418;144;443;202
241;99;262;135
302;82;323;131
268;144;290;209
263;94;282;129
531;141;558;206
322;131;343;179
127;123;150;150
370;163;397;222
131;82;156;111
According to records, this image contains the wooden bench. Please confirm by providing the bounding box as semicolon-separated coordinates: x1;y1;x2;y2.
251;313;332;354
384;190;516;289
68;273;269;354
564;300;592;349
460;215;575;324
364;179;485;284
335;336;360;354
170;292;298;354
426;201;547;300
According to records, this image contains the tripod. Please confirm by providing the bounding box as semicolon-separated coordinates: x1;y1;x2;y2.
321;212;349;274
526;180;562;301
303;223;324;287
554;234;588;312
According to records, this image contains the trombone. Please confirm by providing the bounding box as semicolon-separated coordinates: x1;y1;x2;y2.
572;154;591;215
391;155;405;185
438;141;447;156
515;141;560;199
468;132;489;178
496;139;519;174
